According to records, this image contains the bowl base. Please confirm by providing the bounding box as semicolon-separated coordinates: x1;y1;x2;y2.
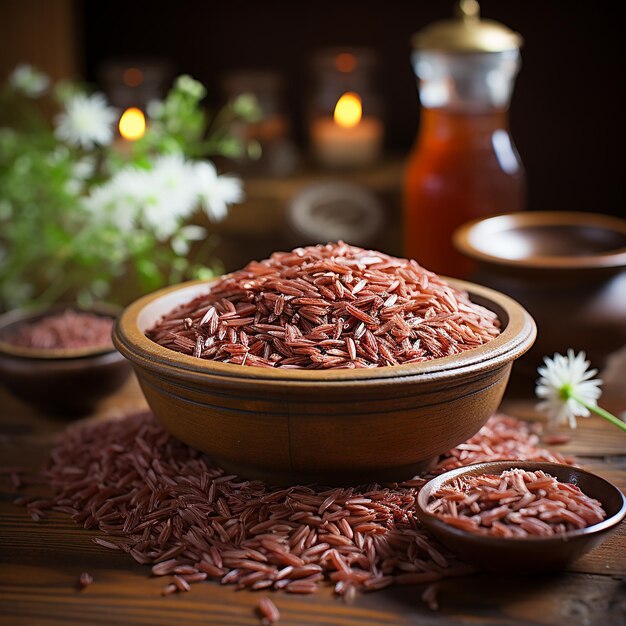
210;456;439;487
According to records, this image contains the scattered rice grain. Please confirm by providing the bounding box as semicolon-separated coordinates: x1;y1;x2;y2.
8;411;575;607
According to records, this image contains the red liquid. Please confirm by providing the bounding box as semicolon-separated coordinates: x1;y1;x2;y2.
404;107;525;277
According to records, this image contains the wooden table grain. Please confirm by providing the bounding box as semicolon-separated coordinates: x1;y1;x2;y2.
1;378;625;626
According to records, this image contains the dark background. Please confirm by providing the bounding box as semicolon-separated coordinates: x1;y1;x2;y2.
81;0;624;217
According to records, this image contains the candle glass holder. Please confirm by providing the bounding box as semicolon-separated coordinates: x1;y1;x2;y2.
222;70;298;177
100;58;173;144
100;58;173;111
308;47;384;169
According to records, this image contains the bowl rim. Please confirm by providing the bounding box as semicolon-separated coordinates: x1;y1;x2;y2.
113;276;536;385
416;460;626;543
0;303;120;360
453;211;626;270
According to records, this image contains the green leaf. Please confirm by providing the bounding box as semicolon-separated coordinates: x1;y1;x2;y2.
135;258;165;292
247;140;263;160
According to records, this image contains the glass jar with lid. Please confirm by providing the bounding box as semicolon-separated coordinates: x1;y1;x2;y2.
404;0;526;277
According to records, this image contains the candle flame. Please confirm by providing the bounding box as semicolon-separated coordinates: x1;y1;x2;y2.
119;107;146;141
333;92;362;129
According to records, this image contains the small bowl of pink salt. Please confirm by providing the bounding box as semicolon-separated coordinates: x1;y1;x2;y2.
416;461;626;572
0;304;132;415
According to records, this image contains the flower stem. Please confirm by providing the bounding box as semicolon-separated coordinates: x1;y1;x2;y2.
571;394;626;432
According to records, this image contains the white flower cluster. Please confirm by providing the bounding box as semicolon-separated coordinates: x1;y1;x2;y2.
8;71;244;258
84;153;243;242
52;92;244;240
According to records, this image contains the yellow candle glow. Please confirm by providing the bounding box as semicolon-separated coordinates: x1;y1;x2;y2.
334;92;362;128
119;107;146;141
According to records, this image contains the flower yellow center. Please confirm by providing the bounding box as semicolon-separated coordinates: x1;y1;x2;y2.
559;383;573;401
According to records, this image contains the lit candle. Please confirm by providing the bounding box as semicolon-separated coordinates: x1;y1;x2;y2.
114;107;146;156
311;92;383;168
118;107;146;141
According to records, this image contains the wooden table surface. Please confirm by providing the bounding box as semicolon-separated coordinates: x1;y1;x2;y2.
1;377;625;626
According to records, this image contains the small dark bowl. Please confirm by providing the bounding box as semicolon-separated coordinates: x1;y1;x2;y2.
0;304;132;416
453;211;626;391
416;461;626;572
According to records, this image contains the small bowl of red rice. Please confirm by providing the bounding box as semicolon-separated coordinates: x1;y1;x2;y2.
416;461;626;572
0;304;132;416
113;242;536;485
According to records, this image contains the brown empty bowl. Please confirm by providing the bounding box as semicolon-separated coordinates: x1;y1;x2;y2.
416;461;626;572
453;211;626;391
0;304;133;416
113;277;536;485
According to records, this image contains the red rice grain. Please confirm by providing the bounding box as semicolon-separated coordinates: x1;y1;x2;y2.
161;583;177;596
542;434;572;445
146;242;500;368
258;596;280;624
9;411;575;608
422;582;439;610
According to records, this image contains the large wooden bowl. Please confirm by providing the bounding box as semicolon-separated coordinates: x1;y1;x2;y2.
113;278;535;485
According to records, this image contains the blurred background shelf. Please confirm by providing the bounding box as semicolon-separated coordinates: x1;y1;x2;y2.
208;156;404;272
1;0;624;221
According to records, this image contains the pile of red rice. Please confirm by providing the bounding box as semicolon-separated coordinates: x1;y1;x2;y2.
147;242;501;368
427;469;605;537
434;414;573;473
14;412;572;608
4;309;113;350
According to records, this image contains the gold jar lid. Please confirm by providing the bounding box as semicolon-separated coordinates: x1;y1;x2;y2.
413;0;523;53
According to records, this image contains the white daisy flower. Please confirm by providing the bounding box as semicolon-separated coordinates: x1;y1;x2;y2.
535;349;625;432
193;161;243;222
9;64;49;97
55;93;117;149
140;154;199;240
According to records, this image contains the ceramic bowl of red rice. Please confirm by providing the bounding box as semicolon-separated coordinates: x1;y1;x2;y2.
0;304;132;415
416;461;626;571
113;243;536;485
